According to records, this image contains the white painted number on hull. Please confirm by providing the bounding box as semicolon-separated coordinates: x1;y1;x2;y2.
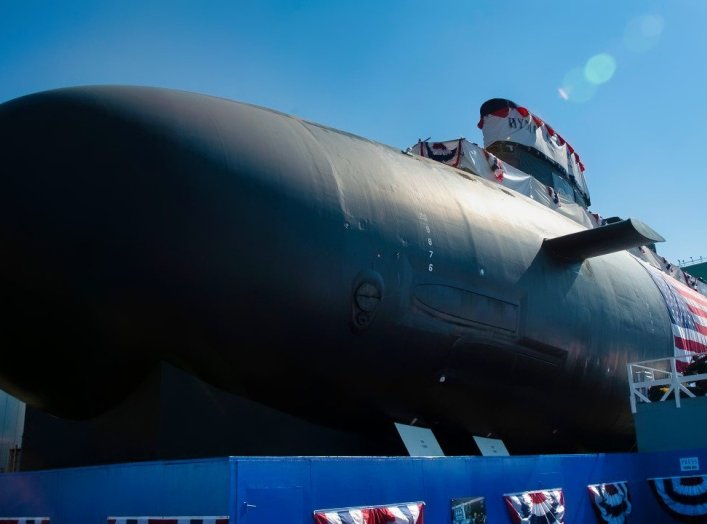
418;213;435;272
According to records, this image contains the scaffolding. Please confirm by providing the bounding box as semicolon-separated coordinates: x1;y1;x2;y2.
627;357;707;413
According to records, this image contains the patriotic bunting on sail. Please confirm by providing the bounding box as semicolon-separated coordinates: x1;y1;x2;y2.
477;102;585;177
482;150;505;181
504;488;565;524
644;265;707;371
0;520;49;524
419;140;462;168
108;518;228;524
313;501;424;523
587;481;631;523
648;475;707;523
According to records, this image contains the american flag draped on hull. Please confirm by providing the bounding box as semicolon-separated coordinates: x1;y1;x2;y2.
645;265;707;370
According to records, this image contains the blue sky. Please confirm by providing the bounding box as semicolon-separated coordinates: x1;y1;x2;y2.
1;0;705;264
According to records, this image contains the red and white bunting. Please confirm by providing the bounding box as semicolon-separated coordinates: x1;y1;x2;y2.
0;520;49;524
644;264;707;370
418;139;463;168
482;150;505;182
313;501;424;523
648;475;707;523
108;518;228;524
587;481;631;523
478;105;585;179
504;489;565;524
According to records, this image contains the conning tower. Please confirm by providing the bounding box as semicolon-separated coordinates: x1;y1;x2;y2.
479;98;591;208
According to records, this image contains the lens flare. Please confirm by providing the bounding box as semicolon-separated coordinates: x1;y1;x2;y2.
584;54;617;85
559;67;597;103
624;14;664;53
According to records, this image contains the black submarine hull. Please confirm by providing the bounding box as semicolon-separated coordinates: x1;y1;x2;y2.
0;86;674;452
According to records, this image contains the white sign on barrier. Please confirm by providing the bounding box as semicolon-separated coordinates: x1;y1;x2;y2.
681;457;700;472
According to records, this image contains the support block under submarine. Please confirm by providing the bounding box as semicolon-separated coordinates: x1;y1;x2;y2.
0;87;701;460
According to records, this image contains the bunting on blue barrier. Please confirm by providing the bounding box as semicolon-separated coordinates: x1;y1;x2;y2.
587;481;631;523
648;475;707;523
0;520;49;524
108;518;228;524
504;488;565;524
313;501;425;523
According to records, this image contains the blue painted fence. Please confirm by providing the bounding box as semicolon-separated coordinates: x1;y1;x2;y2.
0;448;705;523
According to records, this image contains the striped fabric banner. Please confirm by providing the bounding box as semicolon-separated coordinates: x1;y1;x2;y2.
504;489;565;524
108;518;228;524
645;264;707;371
0;520;49;524
419;140;463;168
587;481;631;523
648;475;707;523
313;502;424;523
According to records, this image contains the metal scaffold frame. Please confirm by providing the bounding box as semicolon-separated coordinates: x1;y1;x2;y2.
627;357;707;413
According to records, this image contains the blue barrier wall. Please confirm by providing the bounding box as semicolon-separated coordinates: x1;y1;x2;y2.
233;451;707;523
1;449;707;522
0;458;231;523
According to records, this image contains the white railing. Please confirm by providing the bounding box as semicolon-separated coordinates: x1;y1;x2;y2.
679;256;706;267
627;357;707;414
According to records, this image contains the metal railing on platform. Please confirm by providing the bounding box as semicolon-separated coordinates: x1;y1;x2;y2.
627;357;707;414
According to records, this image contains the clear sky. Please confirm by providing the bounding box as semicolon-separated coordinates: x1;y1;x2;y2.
1;0;704;264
